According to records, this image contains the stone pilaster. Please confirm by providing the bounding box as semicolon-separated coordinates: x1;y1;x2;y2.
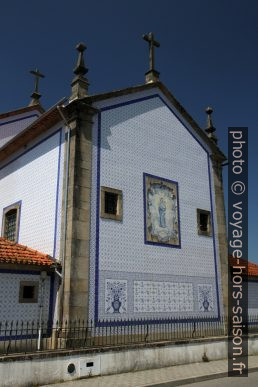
60;100;97;322
211;155;228;315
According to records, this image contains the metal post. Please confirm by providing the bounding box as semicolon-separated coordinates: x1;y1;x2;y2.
37;271;47;350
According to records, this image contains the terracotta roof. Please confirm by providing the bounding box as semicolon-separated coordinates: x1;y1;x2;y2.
0;237;58;267
229;256;258;277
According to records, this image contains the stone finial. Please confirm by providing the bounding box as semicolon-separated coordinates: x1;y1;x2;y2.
142;32;160;83
29;68;45;106
69;42;89;102
205;107;217;144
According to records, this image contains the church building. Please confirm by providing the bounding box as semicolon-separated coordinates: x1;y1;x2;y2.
0;34;228;326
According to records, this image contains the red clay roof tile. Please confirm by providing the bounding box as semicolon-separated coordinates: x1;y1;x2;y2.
0;237;57;267
229;256;258;277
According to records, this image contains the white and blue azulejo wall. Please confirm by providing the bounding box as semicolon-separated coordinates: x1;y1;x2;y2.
0;125;64;258
0;271;53;323
0;110;40;149
89;89;222;325
248;279;258;315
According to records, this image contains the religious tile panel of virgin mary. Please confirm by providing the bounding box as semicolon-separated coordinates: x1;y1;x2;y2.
88;87;222;325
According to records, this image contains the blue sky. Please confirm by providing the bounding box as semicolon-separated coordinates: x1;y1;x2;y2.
1;0;257;261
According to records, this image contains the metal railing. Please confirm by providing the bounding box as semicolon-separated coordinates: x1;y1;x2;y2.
0;315;257;356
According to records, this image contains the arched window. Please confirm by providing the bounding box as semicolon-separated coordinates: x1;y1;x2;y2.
2;202;21;242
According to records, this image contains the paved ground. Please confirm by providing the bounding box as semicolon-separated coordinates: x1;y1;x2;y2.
183;371;258;386
44;355;258;387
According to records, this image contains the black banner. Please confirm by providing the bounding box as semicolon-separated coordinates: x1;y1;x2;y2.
228;127;248;376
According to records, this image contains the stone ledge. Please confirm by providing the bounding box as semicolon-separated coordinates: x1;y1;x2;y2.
0;335;230;363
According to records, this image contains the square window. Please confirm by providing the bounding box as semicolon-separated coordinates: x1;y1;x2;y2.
104;192;118;215
197;209;212;237
23;285;35;299
101;187;122;221
19;281;39;303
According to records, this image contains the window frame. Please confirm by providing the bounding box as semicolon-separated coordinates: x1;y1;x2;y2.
19;281;39;304
197;208;212;237
100;186;123;221
1;201;22;242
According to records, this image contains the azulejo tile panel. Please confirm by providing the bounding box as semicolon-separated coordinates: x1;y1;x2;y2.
98;270;218;320
198;284;214;312
144;174;180;247
105;279;127;314
134;281;193;313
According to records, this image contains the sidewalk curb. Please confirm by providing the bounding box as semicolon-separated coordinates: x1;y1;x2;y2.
144;366;258;386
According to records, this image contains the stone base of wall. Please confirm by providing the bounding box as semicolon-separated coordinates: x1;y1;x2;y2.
1;336;258;386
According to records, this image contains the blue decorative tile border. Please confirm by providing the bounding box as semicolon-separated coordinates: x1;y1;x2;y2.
94;93;221;325
0;113;39;127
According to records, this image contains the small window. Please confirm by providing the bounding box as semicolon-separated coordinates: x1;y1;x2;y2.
105;192;118;215
2;202;21;242
19;281;39;303
101;187;122;221
197;209;212;237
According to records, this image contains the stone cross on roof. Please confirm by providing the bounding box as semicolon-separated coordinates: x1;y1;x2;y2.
142;32;160;84
29;68;45;106
70;42;89;102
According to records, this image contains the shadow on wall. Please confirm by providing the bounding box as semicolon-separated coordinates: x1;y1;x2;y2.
95;95;164;151
0;129;63;180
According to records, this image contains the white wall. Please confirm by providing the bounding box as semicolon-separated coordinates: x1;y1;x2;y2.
0;110;40;149
0;271;51;322
1;337;258;386
0;124;64;258
89;88;222;322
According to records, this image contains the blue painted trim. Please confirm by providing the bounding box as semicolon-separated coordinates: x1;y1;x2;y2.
0;269;41;275
101;95;159;112
0;128;62;171
143;173;147;247
47;273;55;329
94;113;102;322
0;114;39;127
143;172;181;249
2;200;22;243
157;95;208;153
0;270;55;340
207;155;221;319
0;128;63;262
101;94;209;153
96;316;221;327
52;130;63;258
94;93;221;326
